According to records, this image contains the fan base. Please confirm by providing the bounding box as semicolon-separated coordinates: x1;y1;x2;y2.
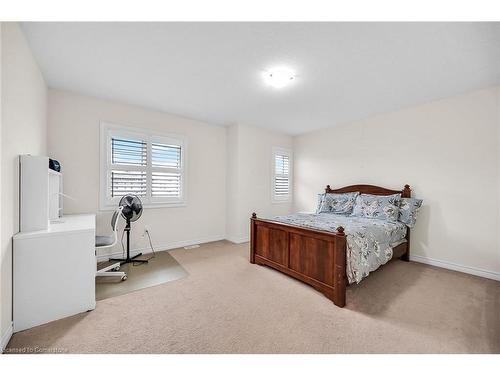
109;252;148;265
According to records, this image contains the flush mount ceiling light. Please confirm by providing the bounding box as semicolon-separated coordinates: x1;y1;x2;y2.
263;67;296;89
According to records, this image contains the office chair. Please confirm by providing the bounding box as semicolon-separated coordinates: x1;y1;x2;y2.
95;206;127;281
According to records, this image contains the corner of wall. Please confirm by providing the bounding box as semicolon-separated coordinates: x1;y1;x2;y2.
0;21;3;347
0;322;13;353
225;124;241;240
224;123;294;243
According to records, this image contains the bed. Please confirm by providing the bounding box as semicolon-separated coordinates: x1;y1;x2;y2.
250;184;412;307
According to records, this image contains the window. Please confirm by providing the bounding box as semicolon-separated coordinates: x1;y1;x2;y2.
100;123;186;209
272;147;292;202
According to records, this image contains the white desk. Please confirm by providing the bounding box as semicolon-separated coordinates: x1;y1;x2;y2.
13;214;96;332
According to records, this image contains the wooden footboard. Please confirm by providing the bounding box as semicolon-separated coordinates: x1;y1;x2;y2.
250;213;348;307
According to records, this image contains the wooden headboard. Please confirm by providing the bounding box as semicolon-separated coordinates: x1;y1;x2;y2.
326;184;411;198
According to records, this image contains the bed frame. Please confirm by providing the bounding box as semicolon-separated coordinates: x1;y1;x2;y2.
250;184;411;307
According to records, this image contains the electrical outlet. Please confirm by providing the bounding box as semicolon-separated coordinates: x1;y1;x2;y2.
142;226;149;237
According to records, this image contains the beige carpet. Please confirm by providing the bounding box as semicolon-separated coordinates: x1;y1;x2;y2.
6;240;500;353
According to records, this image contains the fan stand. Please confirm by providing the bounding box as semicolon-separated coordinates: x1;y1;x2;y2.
109;218;148;265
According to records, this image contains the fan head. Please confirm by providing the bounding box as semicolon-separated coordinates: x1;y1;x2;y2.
119;194;143;222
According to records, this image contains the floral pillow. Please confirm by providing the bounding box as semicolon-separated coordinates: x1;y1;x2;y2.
398;197;423;228
316;192;359;214
351;193;401;222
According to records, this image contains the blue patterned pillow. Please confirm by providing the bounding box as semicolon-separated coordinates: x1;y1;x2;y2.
316;192;359;214
398;198;423;228
352;193;401;222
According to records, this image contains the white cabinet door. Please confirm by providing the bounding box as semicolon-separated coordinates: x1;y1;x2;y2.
13;216;96;332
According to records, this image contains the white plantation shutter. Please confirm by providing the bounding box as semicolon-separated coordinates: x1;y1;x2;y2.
111;138;147;166
152;172;181;197
102;124;186;207
110;138;148;197
274;154;289;196
110;170;147;197
151;142;182;198
151;143;181;168
273;148;292;201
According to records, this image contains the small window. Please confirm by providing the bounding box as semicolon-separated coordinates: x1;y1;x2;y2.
272;148;292;202
101;123;186;209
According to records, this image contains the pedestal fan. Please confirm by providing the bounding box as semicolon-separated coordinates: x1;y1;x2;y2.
109;194;148;265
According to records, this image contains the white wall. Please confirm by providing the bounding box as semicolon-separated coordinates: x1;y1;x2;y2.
498;89;500;270
226;123;293;243
48;89;226;257
49;94;293;249
294;86;500;278
0;22;3;349
1;23;48;344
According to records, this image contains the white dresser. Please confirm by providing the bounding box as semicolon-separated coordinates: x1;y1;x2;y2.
13;214;96;332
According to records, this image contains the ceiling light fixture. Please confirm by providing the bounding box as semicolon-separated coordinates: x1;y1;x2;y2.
263;67;296;89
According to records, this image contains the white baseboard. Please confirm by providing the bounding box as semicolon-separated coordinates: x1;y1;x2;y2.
0;322;13;354
410;254;500;281
226;236;249;244
97;234;226;261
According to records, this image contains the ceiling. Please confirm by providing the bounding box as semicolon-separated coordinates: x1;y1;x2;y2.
21;22;500;135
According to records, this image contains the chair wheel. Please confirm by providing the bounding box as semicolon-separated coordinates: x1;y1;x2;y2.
121;275;127;281
114;266;120;271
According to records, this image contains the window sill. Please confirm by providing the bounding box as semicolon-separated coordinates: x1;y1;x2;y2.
99;202;187;211
272;198;292;204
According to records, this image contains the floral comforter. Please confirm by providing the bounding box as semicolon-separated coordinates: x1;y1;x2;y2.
271;213;407;284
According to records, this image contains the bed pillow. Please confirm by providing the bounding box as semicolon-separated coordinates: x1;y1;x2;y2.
316;193;326;213
316;192;359;214
398;197;423;228
351;193;401;222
